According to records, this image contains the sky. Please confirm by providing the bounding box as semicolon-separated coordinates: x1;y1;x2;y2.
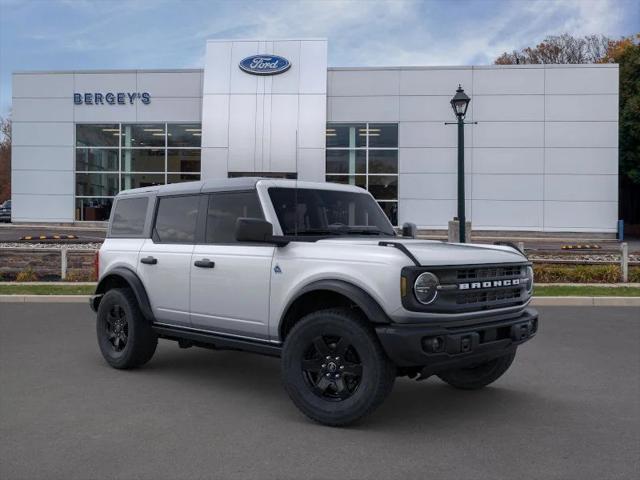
0;0;638;116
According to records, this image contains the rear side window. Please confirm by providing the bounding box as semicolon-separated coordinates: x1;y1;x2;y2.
205;191;263;244
110;197;148;237
153;195;200;243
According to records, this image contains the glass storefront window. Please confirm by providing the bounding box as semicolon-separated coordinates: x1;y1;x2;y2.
167;173;201;184
368;150;398;174
368;123;398;148
75;123;202;221
121;173;165;190
368;175;398;200
75;148;118;171
325;175;366;189
76;124;120;147
75;198;113;222
326;122;399;224
167;150;200;172
121;149;165;172
326;150;366;174
76;173;119;197
326;123;366;148
121;124;165;147
168;124;202;147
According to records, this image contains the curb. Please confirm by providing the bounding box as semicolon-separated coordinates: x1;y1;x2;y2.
0;295;90;303
1;295;639;306
530;296;640;306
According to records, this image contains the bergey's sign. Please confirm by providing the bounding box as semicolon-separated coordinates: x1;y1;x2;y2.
239;55;291;75
74;92;151;105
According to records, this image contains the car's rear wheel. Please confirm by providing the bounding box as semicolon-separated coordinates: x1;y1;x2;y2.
437;350;516;390
282;308;395;426
96;288;157;369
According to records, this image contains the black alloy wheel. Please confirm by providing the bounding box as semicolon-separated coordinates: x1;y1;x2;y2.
104;304;129;352
282;308;396;426
96;288;157;369
301;335;363;401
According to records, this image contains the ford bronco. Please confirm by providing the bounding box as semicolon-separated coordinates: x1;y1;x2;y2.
91;178;537;426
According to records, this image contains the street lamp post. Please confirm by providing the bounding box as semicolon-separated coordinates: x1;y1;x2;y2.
448;85;472;243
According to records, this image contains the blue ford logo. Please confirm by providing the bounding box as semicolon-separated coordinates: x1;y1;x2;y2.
239;55;291;75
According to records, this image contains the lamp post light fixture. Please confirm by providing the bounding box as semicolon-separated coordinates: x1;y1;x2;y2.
447;85;473;243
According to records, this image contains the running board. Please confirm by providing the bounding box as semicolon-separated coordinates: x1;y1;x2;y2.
152;324;282;357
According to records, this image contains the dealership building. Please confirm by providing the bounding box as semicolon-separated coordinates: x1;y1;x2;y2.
11;39;619;232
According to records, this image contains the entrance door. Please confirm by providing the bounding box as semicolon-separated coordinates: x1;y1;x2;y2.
190;191;274;340
137;194;200;327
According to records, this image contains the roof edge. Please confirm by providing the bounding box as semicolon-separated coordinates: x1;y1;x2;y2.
13;68;204;75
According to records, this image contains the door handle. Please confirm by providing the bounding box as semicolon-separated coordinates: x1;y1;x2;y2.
140;256;158;265
194;259;215;269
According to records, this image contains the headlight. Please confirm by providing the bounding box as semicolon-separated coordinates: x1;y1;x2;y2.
526;266;534;294
414;272;439;305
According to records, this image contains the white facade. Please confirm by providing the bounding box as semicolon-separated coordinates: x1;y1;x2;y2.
11;39;619;232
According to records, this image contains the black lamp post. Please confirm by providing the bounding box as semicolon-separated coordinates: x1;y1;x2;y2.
449;85;471;243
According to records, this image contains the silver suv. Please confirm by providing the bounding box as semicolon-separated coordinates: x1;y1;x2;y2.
91;178;537;426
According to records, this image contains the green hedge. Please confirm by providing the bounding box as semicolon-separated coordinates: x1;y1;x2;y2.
533;264;640;283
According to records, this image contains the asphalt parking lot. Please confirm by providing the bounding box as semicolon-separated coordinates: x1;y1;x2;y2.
1;304;638;480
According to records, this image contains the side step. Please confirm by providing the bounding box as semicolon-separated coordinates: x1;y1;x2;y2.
152;324;282;357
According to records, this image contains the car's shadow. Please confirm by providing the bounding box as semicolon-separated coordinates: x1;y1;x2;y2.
115;341;562;432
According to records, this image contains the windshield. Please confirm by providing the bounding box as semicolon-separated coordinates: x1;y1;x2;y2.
268;187;395;237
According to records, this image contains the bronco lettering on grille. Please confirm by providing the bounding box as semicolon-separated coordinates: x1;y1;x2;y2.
458;279;520;290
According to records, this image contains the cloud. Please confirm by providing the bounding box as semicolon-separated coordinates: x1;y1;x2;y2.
0;0;637;115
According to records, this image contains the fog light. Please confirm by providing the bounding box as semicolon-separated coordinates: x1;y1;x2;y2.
422;336;445;353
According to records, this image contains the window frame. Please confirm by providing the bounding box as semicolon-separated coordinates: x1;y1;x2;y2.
201;190;266;246
107;195;151;239
151;194;203;245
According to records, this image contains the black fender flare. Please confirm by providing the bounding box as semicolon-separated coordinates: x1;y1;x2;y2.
281;279;391;330
94;267;155;323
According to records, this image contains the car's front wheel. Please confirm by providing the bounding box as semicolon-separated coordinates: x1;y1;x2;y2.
437;350;516;390
96;288;157;369
281;308;396;426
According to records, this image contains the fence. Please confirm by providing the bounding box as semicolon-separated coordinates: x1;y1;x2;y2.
0;247;98;281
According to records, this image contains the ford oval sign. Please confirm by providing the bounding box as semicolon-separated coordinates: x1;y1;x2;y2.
239;55;291;75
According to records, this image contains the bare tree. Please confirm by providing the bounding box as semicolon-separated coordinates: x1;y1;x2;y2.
495;34;611;64
0;116;11;202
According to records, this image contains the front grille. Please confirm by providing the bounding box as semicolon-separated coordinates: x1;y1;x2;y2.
457;265;523;281
456;287;522;305
401;262;531;314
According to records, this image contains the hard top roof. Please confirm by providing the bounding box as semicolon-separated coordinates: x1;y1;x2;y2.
116;177;366;198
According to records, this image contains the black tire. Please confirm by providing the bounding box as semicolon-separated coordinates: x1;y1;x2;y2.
282;308;396;426
96;288;157;369
437;350;516;390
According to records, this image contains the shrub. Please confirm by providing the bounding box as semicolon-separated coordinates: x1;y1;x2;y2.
15;267;38;282
533;264;621;283
629;266;640;283
65;270;95;282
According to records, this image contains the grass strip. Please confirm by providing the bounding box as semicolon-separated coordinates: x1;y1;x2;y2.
0;284;95;295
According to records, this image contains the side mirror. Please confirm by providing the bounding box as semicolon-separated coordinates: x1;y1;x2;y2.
402;222;417;238
235;217;289;246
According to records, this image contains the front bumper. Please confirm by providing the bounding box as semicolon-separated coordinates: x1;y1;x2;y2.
375;308;538;371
